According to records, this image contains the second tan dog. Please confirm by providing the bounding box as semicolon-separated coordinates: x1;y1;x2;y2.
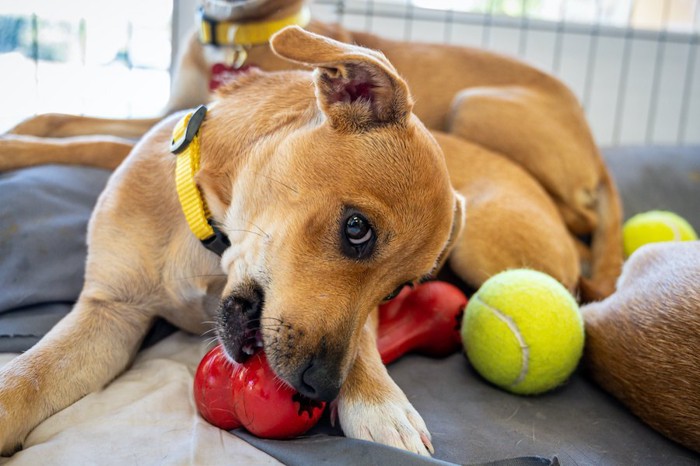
2;0;624;301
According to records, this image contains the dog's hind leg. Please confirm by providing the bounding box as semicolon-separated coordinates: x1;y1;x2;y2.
436;132;580;293
0;294;154;455
446;86;623;300
337;315;433;456
448;188;580;293
0;134;134;171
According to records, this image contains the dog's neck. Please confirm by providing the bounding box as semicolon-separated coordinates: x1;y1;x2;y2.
198;1;309;49
198;1;309;70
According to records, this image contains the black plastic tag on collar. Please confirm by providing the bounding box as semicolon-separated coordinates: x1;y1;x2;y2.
171;105;208;154
202;222;231;257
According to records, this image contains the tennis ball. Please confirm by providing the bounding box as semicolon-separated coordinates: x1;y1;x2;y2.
461;269;584;395
623;210;697;257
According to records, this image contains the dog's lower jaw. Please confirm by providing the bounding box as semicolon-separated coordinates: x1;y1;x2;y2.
261;325;348;402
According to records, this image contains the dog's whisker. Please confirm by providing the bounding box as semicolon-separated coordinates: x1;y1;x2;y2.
254;326;291;334
171;273;227;282
246;220;271;239
247;319;292;328
203;336;219;349
253;170;299;195
272;376;288;392
241;325;284;336
253;317;285;322
229;228;266;238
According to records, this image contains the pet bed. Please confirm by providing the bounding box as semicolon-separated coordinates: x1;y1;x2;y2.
1;147;699;465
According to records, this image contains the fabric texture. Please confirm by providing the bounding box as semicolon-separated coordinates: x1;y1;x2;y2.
0;165;110;352
0;147;699;464
0;333;279;465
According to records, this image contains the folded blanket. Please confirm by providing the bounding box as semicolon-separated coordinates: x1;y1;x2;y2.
1;146;699;464
0;332;280;465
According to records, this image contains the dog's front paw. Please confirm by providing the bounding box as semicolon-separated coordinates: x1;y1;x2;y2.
338;391;434;456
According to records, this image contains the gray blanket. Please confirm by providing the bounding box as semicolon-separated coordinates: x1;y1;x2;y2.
1;147;699;464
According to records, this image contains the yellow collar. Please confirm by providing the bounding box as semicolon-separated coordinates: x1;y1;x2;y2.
198;6;311;48
171;105;230;256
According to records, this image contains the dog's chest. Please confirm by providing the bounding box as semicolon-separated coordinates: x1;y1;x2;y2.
165;277;225;335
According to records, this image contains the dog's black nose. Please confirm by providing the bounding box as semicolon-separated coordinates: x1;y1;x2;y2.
297;359;342;402
217;285;265;363
229;293;262;320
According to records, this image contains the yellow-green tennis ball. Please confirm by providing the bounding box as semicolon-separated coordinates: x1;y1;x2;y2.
623;210;697;257
461;269;584;395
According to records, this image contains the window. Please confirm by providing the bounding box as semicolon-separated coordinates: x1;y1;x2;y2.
0;0;172;132
345;0;700;32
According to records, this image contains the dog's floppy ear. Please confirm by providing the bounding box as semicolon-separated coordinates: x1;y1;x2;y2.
270;26;413;131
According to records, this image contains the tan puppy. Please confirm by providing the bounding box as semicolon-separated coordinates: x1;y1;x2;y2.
3;0;623;300
582;241;700;453
0;27;462;456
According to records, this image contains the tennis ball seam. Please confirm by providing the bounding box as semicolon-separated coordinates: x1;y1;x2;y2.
473;294;529;387
666;219;681;240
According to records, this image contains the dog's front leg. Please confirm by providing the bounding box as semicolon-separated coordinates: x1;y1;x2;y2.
337;314;433;456
0;294;153;455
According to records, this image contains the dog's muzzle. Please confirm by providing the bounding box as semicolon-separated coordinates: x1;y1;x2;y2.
216;288;264;362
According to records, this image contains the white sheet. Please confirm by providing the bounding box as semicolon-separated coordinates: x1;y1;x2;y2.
0;332;280;465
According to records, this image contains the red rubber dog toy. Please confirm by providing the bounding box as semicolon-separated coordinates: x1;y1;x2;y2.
378;281;467;364
194;346;326;438
194;280;467;437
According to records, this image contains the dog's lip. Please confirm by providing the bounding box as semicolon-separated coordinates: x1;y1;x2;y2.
225;325;265;363
239;327;265;358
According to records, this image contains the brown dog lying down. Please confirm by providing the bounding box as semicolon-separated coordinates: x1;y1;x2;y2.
583;241;700;453
2;0;623;301
0;27;462;456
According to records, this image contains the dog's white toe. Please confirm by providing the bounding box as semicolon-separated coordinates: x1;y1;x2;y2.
338;394;433;456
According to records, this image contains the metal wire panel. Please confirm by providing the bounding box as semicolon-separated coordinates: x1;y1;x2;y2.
312;0;700;146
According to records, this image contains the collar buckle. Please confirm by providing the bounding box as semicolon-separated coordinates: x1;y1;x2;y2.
170;105;208;154
202;222;232;257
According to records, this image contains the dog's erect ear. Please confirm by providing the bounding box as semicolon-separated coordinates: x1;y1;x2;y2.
270;26;413;130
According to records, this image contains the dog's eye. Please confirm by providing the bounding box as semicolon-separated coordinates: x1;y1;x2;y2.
346;214;372;245
340;211;376;259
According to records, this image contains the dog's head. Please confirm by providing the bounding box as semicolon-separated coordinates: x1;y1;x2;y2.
198;26;464;401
